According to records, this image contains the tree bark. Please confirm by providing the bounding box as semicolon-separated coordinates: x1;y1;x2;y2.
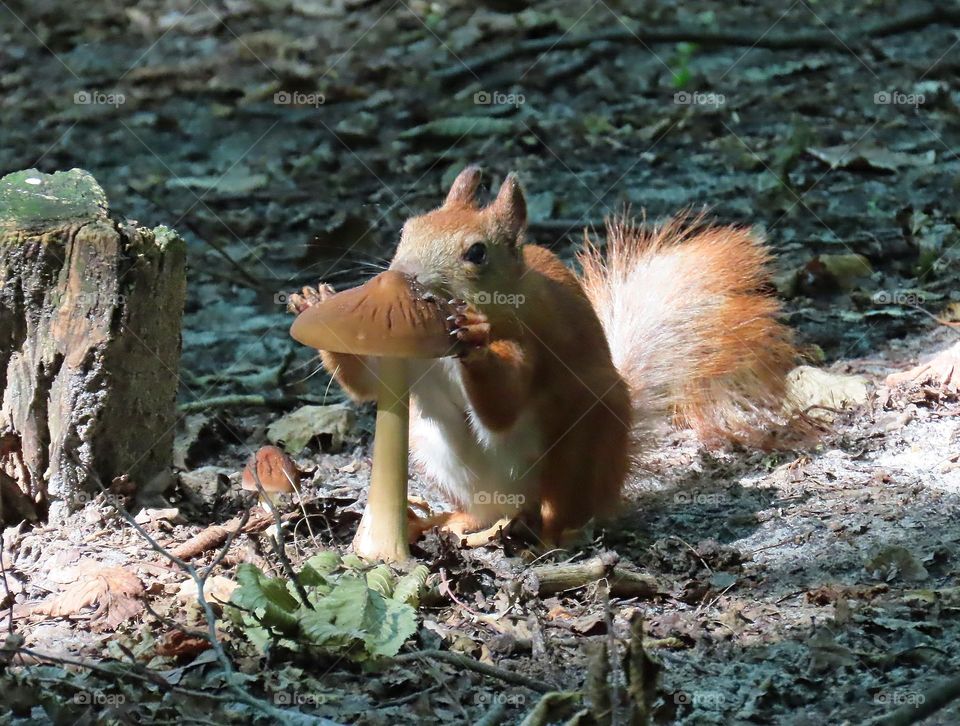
0;168;186;520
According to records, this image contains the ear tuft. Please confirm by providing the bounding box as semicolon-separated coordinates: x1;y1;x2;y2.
444;165;483;208
489;172;527;240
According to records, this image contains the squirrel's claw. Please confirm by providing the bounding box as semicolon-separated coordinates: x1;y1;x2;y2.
446;301;491;352
286;282;335;315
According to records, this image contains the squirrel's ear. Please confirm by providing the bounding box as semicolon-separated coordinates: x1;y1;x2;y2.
444;165;483;208
489;173;527;240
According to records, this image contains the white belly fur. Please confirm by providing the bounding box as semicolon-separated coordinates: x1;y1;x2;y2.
408;358;542;523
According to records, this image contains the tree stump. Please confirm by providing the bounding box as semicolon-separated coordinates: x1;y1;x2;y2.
0;169;186;521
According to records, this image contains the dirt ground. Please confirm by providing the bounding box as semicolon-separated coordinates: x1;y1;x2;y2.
2;1;960;724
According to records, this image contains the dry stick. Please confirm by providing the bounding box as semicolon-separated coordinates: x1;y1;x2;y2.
18;647;235;703
668;536;712;574
905;304;960;334
439;26;841;81
248;469;315;609
394;649;554;694
865;4;960;37
178;394;304;414
0;532;14;636
118;509;334;724
439;6;960;81
870;673;960;726
526;555;659;599
170;508;270;561
201;509;257;582
68;461;334;726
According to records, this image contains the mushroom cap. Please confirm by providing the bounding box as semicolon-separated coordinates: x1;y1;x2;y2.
241;445;300;494
289;270;455;358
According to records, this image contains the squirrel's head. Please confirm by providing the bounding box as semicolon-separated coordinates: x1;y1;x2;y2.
390;166;527;299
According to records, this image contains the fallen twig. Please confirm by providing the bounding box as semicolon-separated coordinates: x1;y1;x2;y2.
525;553;660;599
246;466;315;609
870;673;960;726
178;394;303;413
65;454;336;725
169;509;275;561
16;647;232;702
395;649;554;694
439;6;960;82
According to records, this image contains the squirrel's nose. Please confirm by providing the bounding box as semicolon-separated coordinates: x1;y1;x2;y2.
389;256;431;286
390;252;447;290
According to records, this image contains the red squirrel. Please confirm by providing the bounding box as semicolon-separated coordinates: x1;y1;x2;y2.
289;167;795;544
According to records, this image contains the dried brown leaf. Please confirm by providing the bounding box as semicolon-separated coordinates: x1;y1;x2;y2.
32;564;144;630
155;629;211;659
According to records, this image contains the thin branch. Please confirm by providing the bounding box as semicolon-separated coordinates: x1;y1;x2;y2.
17;649;231;702
247;467;314;609
394;649;554;693
178;394;304;414
869;673;960;726
438;6;960;82
0;532;13;635
65;453;337;725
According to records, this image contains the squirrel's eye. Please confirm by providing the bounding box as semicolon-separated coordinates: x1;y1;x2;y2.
463;242;487;265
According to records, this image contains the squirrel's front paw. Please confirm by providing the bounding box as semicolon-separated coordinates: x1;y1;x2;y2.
447;299;491;353
287;282;336;315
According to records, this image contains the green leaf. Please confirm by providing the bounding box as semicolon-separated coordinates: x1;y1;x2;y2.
302;551;342;582
393;565;428;607
366;599;417;657
340;554;366;570
365;565;395;599
230;564;300;635
298;607;358;649
314;576;375;632
232;562;420;661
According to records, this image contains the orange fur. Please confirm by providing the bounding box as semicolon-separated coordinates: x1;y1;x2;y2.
313;170;796;544
505;243;632;540
319;350;379;401
459;339;534;432
577;214;795;446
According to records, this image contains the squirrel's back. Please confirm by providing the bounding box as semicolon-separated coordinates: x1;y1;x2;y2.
517;242;633;535
578;215;795;445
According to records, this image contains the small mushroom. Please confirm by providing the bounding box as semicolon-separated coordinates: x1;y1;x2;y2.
241;445;300;507
289;270;454;562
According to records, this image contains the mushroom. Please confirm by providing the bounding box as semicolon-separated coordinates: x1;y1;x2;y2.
289;270;454;562
242;445;301;507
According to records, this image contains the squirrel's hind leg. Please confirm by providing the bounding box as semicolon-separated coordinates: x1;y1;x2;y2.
409;510;518;547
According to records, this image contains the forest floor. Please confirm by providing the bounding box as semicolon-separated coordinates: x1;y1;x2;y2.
2;1;960;724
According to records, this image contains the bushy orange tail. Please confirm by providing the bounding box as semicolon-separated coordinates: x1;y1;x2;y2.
577;215;796;445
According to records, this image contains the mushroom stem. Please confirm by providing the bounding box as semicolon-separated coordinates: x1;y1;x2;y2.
352;356;411;562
